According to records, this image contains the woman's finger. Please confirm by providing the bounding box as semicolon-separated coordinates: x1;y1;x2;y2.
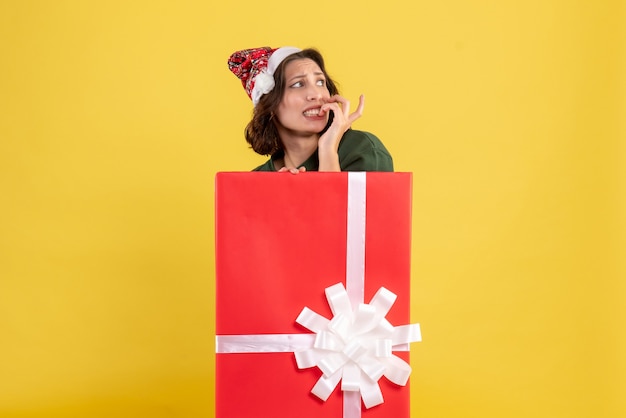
348;94;365;124
325;94;364;125
327;95;351;117
319;101;343;117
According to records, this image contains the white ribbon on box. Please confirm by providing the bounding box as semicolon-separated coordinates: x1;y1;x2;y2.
215;172;422;418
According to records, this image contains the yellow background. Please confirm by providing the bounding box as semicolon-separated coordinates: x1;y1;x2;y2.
1;1;624;417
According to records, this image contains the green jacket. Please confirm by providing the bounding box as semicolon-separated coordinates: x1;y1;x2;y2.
252;129;393;172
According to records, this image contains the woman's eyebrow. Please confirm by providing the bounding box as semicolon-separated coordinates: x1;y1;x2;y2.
287;72;325;84
287;74;305;83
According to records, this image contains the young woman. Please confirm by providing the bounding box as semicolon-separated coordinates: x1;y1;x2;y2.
228;46;393;173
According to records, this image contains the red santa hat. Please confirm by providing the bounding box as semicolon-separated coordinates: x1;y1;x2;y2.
228;46;302;106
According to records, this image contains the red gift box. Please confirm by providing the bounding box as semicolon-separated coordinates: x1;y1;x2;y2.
215;172;419;418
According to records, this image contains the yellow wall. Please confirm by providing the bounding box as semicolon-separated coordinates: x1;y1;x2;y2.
1;1;624;417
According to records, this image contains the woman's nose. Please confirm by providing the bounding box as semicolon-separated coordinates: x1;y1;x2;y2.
306;87;322;101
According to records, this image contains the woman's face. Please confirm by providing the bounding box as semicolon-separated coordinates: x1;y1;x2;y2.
274;58;331;139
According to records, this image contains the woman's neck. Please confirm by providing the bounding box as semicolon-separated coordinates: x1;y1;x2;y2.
281;135;319;168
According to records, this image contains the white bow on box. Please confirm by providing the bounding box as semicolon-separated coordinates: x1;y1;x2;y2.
295;282;421;409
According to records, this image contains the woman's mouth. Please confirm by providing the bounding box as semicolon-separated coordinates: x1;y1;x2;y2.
303;108;322;117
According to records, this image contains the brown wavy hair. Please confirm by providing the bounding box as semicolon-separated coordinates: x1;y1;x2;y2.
244;48;339;156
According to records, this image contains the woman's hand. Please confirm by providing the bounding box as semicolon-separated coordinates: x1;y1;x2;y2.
278;166;306;174
317;94;365;171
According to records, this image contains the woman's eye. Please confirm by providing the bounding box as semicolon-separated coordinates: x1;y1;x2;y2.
289;79;325;88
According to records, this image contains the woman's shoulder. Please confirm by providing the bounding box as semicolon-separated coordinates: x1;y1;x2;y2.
340;129;389;152
252;158;275;171
338;129;394;171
